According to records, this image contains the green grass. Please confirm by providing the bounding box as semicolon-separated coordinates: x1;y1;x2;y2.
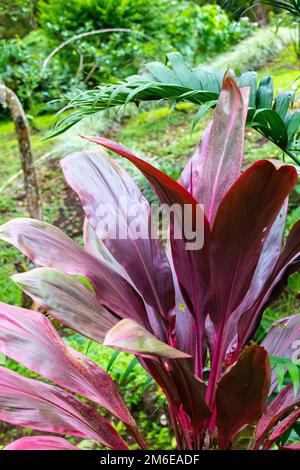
0;114;59;307
258;46;299;95
209;26;295;74
0;114;56;185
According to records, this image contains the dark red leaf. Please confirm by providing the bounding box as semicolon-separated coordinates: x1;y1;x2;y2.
225;201;288;362
180;75;249;223
210;161;297;328
207;162;296;405
256;383;300;447
216;345;270;449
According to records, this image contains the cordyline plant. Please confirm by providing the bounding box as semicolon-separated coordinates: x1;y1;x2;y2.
0;75;300;451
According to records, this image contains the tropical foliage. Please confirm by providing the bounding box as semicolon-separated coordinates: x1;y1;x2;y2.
0;76;300;450
51;52;300;164
0;1;254;114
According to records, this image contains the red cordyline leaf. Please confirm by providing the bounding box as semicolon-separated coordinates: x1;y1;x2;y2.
142;356;211;444
103;318;189;359
83;218;126;276
216;345;270;450
210;161;297;328
180;74;249;223
281;443;300;450
226;201;288;361
207;161;297;406
61;151;175;340
0;367;127;449
0;218;149;330
237;219;300;354
255;382;300;448
167;358;212;434
0;74;299;451
265;408;300;449
81;135;210;379
12;267;118;343
103;319;211;442
5;436;78;451
0;301;135;428
165;233;196;356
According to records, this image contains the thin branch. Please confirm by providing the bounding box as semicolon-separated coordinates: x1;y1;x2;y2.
42;28;152;72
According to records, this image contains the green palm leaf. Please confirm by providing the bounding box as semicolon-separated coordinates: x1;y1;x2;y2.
270;355;300;396
49;52;300;164
261;0;300;16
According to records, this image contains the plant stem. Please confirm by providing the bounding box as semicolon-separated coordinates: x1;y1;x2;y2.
206;321;229;410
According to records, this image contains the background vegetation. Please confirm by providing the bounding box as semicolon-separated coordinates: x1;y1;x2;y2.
0;0;299;449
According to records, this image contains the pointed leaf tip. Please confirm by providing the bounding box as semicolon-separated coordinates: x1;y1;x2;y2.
104;319;190;359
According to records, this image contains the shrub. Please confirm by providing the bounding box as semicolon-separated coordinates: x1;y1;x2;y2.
0;0;34;39
0;76;299;450
38;0;254;83
0;31;68;114
210;26;295;73
0;1;255;112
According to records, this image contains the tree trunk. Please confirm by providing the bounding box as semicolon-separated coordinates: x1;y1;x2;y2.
0;83;42;219
252;4;269;26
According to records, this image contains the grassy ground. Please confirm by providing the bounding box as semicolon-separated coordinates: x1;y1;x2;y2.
0;43;299;448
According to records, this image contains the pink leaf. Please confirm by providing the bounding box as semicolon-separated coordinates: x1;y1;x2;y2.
5;436;78;450
281;442;300;450
180;75;249;223
12;268;118;342
256;383;300;447
0;218;148;328
61;150;175;334
0;301;135;428
104;319;190;359
0;367;127;449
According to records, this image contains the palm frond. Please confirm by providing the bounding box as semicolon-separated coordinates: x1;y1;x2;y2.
49;52;300;164
270;355;300;396
261;0;300;16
